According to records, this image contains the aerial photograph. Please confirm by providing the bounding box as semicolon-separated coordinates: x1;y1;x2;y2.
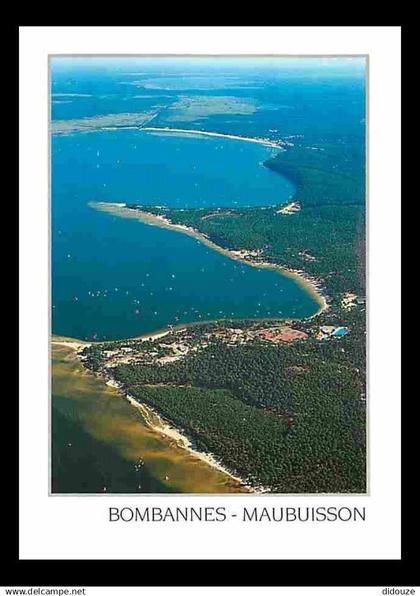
51;56;366;494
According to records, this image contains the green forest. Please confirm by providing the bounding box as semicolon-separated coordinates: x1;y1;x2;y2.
111;334;365;492
128;141;365;299
82;138;366;493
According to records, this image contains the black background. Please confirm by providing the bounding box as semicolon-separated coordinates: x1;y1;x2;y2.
8;20;412;588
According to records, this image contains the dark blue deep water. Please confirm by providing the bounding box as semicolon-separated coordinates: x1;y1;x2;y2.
51;57;365;340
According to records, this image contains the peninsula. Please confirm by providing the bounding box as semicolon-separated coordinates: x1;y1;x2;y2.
51;57;366;494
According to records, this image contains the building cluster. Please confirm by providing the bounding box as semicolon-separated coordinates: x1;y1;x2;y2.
341;292;366;311
277;201;301;215
95;323;315;369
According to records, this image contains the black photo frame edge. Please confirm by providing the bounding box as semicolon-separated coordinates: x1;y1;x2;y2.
8;20;413;588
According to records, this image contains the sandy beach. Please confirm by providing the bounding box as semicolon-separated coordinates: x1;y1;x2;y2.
124;393;254;491
52;339;253;491
51;336;91;350
53;199;329;493
142;126;285;149
91;201;328;317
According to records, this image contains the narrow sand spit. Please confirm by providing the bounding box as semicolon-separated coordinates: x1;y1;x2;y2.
142;126;286;149
91;201;329;317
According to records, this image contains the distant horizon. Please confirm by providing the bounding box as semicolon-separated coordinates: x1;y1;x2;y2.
51;55;367;78
51;51;367;497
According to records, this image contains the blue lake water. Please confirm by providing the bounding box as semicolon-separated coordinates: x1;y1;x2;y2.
52;129;294;209
52;128;319;340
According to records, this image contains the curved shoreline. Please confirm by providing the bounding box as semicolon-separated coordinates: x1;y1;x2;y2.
91;201;328;319
123;392;255;492
52;339;253;492
54;131;326;492
142;126;287;149
52;122;288;150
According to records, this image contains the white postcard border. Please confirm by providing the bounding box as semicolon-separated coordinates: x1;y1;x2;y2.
19;26;401;560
